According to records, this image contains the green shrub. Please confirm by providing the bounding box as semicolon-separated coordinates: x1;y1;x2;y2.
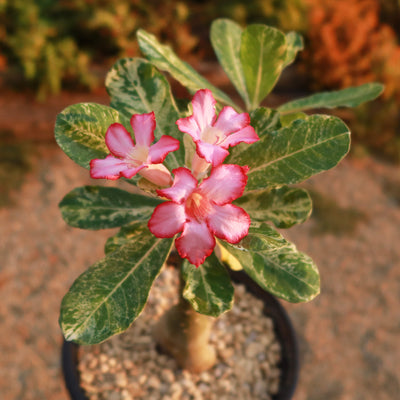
0;0;197;99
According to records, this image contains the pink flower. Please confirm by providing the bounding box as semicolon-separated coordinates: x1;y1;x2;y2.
176;89;259;166
148;164;251;266
90;112;179;187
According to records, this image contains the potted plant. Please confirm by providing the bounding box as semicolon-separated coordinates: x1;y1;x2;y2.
56;19;383;399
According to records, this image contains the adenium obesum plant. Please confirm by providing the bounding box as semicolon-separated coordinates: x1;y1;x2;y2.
56;19;383;373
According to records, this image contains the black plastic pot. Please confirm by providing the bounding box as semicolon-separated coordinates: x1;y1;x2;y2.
62;270;298;400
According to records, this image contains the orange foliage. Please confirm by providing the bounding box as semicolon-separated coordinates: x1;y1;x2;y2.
304;0;400;101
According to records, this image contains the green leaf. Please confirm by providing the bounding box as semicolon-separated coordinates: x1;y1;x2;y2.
210;19;250;109
60;225;173;344
55;103;129;169
59;186;162;230
229;114;350;190
137;29;236;109
229;107;281;161
105;222;151;254
280;112;307;127
250;107;281;137
219;224;320;303
283;31;304;68
182;254;234;317
105;57;184;169
235;186;312;228
228;224;290;253
240;24;287;110
278;83;385;114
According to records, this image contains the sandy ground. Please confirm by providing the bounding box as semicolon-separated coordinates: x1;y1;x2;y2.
0;97;399;399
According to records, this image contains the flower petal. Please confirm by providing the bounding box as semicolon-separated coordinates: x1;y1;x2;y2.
207;204;250;243
157;167;197;203
105;123;135;158
199;164;249;204
220;125;259;149
130;112;155;148
191;89;217;132
196;141;229;166
90;155;142;180
176;115;202;142
214;106;250;134
148;135;180;164
139;164;172;187
176;89;216;141
148;202;186;238
175;221;216;267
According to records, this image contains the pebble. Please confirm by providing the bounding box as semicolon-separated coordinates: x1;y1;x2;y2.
245;342;264;358
88;356;99;369
78;271;282;400
160;368;175;383
115;372;128;388
121;389;133;400
100;362;110;374
146;376;161;390
122;359;134;369
108;357;118;368
80;371;95;384
108;392;121;400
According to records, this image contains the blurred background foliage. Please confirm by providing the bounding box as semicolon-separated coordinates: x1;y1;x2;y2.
0;0;399;161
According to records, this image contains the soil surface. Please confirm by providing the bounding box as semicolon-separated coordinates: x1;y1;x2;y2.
0;90;399;400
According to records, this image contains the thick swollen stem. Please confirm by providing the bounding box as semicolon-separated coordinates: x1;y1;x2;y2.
152;268;216;373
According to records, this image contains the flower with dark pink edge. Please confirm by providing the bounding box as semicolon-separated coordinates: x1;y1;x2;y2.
148;164;251;267
176;89;259;167
90;112;180;187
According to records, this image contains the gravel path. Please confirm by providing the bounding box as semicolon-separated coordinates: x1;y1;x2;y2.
1;143;399;400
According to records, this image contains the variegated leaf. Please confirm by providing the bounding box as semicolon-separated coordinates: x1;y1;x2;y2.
219;224;320;303
229;115;350;190
235;186;312;228
60;225;173;344
105;57;184;169
210;19;250;109
137;29;236;109
283;31;304;67
59;186;161;230
105;222;152;254
182;254;234;317
55;103;129;169
240;24;287;110
278;83;384;113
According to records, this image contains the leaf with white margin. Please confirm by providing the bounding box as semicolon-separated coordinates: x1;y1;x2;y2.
235;186;312;228
106;57;184;169
60;224;173;344
228;114;350;190
104;222;152;254
55;103;129;169
182;253;234;317
240;24;287;110
210;19;250;109
219;224;320;303
59;186;162;230
137;29;236;109
283;31;304;67
278;83;384;114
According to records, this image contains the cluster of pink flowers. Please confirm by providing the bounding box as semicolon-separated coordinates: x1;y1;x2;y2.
91;89;259;266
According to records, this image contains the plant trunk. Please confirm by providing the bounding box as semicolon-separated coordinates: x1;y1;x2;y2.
152;265;216;373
